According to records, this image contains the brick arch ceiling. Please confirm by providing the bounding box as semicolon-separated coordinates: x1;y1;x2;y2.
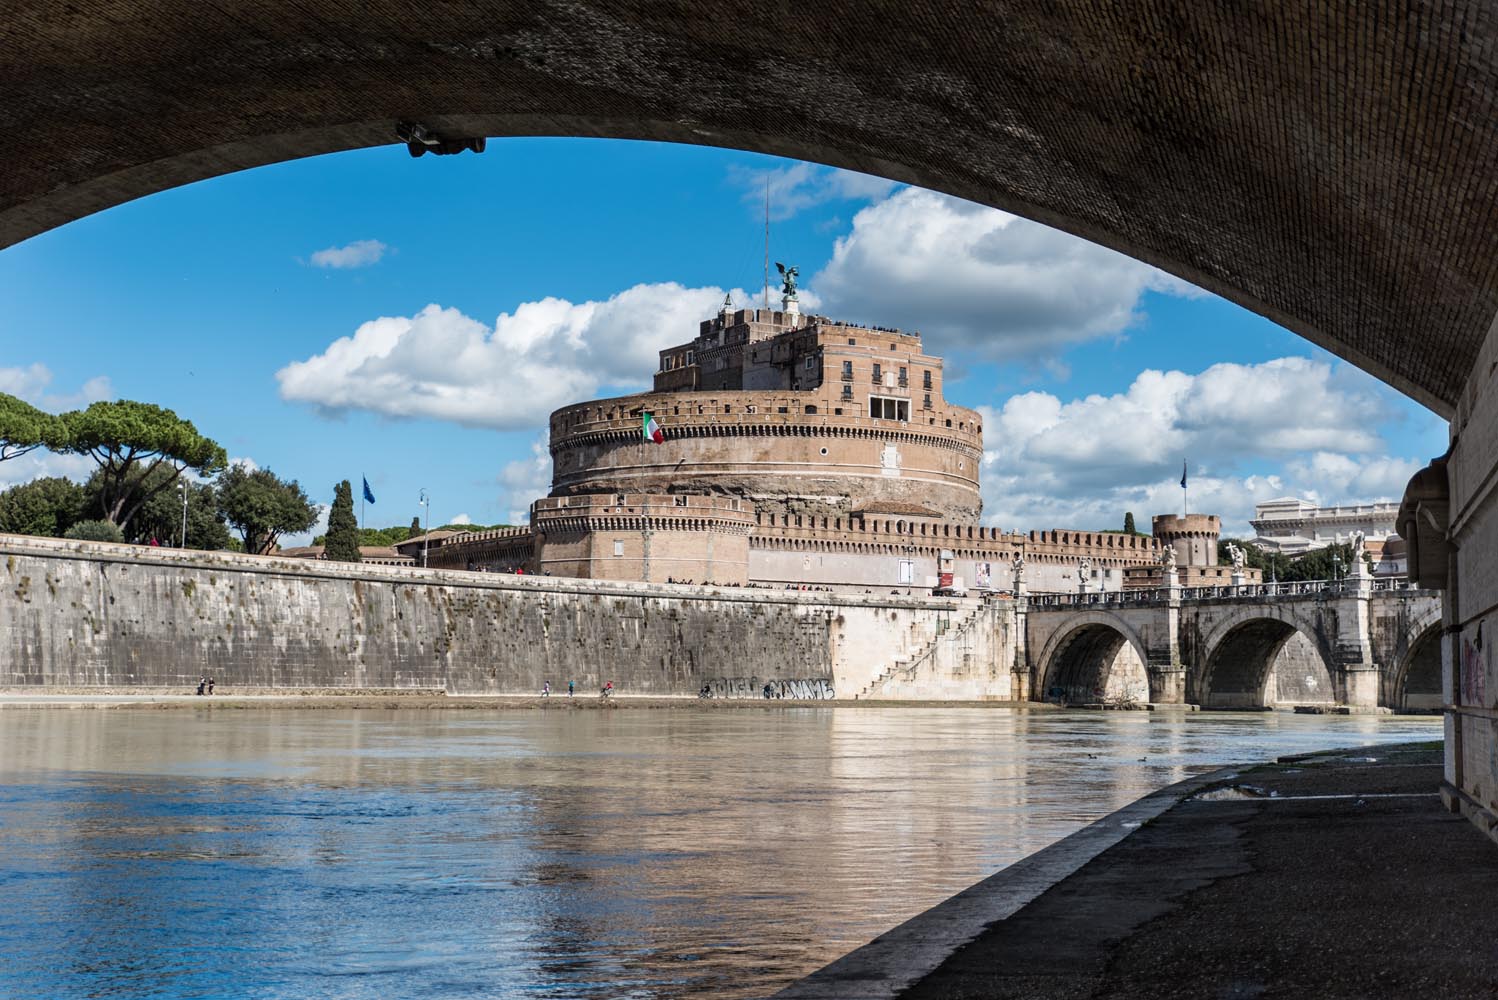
9;2;1498;416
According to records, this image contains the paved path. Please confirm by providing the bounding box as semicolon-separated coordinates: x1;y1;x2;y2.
898;742;1497;999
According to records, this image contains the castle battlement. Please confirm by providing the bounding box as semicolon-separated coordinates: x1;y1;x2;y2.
550;391;981;444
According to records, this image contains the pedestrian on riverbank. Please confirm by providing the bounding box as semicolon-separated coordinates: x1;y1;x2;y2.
195;676;206;696
206;677;215;695
567;680;574;697
542;680;551;697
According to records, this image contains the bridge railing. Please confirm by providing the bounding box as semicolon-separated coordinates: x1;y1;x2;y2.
1028;589;1171;607
1027;576;1423;607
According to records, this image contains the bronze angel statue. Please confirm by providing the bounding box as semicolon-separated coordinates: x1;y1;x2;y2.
775;261;799;296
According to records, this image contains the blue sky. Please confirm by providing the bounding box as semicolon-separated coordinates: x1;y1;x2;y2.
0;138;1447;541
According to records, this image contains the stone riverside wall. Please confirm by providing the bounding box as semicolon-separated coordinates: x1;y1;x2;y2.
0;534;1006;698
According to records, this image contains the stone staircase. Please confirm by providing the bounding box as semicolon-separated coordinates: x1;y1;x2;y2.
856;606;984;699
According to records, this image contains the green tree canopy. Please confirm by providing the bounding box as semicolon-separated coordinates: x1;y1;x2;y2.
96;465;234;549
63;519;125;543
409;516;422;537
0;393;67;462
324;480;361;562
216;464;317;555
0;476;85;537
1218;538;1369;583
1123;511;1136;534
61;400;226;528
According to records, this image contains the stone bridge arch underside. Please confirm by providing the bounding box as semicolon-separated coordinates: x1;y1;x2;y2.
9;3;1498;416
1190;608;1336;710
1388;607;1445;712
1036;613;1152;706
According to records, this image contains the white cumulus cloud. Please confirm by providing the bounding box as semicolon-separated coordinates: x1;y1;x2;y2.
277;282;749;431
0;364;113;410
728;162;898;221
978;357;1425;536
309;239;388;269
809;187;1200;363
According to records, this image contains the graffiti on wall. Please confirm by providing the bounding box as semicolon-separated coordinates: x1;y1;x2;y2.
1461;620;1487;707
699;677;836;700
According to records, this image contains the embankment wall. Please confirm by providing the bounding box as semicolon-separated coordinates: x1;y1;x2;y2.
0;534;1003;698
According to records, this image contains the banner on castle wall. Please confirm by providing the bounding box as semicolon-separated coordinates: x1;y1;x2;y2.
975;561;992;589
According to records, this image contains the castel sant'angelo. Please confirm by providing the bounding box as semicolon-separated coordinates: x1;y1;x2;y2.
436;275;1249;593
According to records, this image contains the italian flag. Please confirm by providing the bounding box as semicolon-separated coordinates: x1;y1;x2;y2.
643;411;665;443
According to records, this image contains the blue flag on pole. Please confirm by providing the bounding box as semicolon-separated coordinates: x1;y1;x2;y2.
1180;461;1188;489
362;477;376;505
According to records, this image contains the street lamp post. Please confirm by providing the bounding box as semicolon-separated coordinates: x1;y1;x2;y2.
179;479;189;548
418;489;430;568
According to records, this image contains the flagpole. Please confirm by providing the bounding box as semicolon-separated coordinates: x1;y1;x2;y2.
361;474;365;530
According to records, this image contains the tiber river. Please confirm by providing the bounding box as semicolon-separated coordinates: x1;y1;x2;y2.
0;707;1439;998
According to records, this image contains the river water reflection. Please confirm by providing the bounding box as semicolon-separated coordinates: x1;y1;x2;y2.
0;707;1439;998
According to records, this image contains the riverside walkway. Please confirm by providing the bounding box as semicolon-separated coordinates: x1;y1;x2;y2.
778;742;1498;999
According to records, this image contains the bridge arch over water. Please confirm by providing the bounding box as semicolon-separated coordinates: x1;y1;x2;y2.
1389;607;1444;713
1193;607;1335;710
1035;611;1151;706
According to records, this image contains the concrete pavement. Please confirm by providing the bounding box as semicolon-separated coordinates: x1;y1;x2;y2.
778;742;1498;999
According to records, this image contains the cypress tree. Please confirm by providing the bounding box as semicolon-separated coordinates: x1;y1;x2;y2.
409;515;422;539
1123;511;1136;534
325;480;361;562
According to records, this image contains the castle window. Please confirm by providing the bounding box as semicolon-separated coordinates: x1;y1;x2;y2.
804;357;816;370
675;495;688;506
841;360;853;380
834;408;844;416
777;406;788;414
613;540;624;557
806;405;818;415
923;370;933;389
872;363;882;383
841;385;853;401
848;338;856;346
869;396;909;420
898;367;908;387
923;394;932;409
